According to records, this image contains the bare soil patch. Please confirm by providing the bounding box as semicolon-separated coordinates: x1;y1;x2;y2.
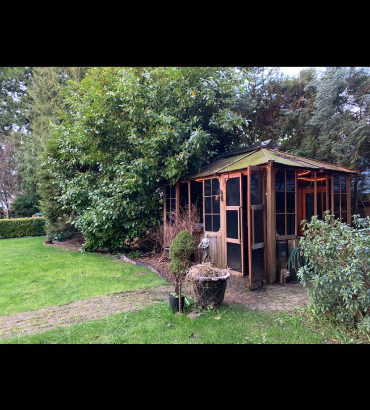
48;235;85;251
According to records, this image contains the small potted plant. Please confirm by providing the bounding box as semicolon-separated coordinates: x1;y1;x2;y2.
168;230;195;313
187;263;230;308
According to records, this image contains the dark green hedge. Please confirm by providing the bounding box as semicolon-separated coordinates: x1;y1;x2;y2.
0;217;46;239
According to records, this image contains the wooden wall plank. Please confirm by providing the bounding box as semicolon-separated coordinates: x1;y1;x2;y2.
266;164;277;284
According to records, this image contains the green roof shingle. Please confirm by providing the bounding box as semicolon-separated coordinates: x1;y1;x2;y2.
188;148;357;179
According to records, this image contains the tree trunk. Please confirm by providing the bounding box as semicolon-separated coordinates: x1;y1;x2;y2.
178;281;182;314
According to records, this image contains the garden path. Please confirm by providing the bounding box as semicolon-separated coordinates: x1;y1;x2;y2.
0;285;170;338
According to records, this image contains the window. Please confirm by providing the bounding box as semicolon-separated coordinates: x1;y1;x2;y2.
333;175;347;222
204;178;220;232
275;169;296;236
165;185;176;224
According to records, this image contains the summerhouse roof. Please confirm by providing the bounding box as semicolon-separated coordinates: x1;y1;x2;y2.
188;147;358;179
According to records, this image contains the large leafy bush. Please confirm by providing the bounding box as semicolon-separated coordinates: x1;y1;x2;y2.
41;67;251;251
298;214;370;335
10;192;40;217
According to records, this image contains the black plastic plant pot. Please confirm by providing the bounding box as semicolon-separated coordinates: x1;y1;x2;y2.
193;274;230;308
169;293;185;313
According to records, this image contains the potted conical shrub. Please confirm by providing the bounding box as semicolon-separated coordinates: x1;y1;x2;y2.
169;230;195;314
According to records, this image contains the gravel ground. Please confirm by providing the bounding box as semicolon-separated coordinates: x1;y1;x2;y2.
134;254;309;312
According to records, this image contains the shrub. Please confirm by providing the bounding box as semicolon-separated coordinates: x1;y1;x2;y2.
0;217;46;239
10;192;41;218
298;213;370;336
169;230;195;313
151;204;199;252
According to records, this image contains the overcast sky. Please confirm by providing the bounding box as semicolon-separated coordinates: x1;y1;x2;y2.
278;67;326;77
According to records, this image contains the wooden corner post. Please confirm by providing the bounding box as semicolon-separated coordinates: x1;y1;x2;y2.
266;162;277;284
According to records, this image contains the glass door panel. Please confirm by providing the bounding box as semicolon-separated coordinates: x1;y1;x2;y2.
248;167;265;290
224;174;243;274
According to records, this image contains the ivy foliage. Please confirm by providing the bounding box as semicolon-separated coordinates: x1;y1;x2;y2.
298;213;370;335
42;67;250;251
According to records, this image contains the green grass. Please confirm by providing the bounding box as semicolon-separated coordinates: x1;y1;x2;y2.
0;303;357;344
0;236;166;316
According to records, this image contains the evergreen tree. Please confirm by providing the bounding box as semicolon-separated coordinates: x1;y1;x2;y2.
19;67;87;194
0;67;30;139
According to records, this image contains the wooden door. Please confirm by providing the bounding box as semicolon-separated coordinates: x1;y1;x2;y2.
223;172;244;275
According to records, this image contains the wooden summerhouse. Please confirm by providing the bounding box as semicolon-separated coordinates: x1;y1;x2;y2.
163;141;358;290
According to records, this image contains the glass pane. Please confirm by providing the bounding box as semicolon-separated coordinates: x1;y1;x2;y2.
317;178;326;187
252;248;264;279
171;199;176;212
212;196;220;214
341;194;347;211
190;181;203;223
254;209;263;243
341;176;346;192
212;178;219;195
276;214;285;235
341;212;347;223
204;179;211;196
323;193;327;212
286;172;295;191
334;176;340;193
205;196;211;213
166;198;170;211
226;177;240;206
276;192;285;213
226;210;239;239
286;192;295;213
334;212;340;220
251;173;262;205
306;193;314;221
179;182;188;209
317;192;322;218
275;170;285;191
205;215;212;231
166;185;170;197
334;194;340;212
287;214;295;235
213;215;220;232
227;242;242;272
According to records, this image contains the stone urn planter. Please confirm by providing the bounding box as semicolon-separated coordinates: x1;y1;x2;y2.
187;263;230;308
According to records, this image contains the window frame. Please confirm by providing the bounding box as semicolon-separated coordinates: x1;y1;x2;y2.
203;177;221;234
275;168;297;239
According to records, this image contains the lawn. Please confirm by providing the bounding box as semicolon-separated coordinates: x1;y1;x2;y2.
0;303;354;344
0;237;362;344
0;236;166;316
